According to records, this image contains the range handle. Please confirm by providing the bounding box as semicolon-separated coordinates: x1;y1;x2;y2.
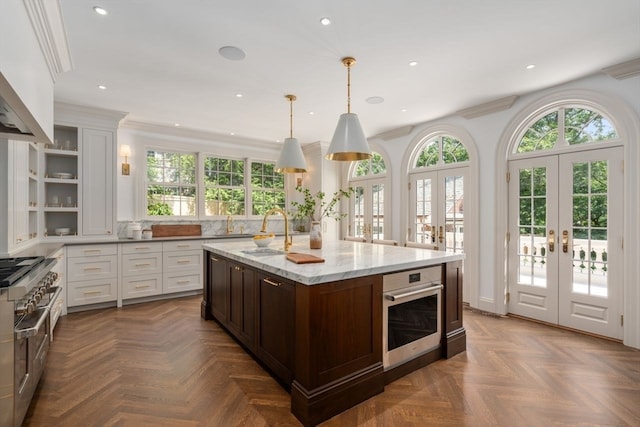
384;283;443;302
15;308;49;339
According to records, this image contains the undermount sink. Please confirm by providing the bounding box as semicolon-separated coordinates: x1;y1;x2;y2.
240;248;284;257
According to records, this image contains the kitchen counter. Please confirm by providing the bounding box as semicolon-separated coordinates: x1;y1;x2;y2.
202;236;464;285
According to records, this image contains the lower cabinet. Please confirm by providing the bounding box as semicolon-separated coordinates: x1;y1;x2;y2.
66;244;118;307
206;253;295;384
162;241;202;294
256;273;295;384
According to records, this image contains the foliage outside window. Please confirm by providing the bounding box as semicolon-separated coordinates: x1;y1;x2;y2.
414;135;469;169
517;107;617;153
352;152;386;177
251;161;285;215
204;156;245;216
146;150;196;216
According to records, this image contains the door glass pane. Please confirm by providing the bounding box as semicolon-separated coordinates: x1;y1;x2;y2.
518;167;548;287
353;186;365;238
444;175;464;252
414;178;434;244
372;183;384;240
571;161;609;296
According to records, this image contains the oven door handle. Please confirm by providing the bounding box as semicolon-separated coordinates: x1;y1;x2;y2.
384;283;443;301
15;308;49;340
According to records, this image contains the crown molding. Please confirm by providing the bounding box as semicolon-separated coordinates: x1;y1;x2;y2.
370;125;414;141
601;58;640;80
23;0;73;82
55;102;128;129
120;119;282;151
456;95;519;119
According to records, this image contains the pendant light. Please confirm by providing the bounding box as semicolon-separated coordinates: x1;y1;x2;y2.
325;57;372;161
275;94;307;173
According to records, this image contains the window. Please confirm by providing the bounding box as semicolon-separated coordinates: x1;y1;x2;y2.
348;151;389;240
414;135;469;169
251;161;285;215
204;156;245;216
352;152;387;177
146;150;196;216
516;107;617;153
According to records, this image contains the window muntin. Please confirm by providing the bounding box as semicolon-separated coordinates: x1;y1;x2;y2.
204;157;245;216
414;135;469;169
352;152;386;178
516;107;617;153
251;161;285;215
146;150;197;216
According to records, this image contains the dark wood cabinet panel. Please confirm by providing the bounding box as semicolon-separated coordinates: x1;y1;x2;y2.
228;262;256;350
208;254;228;321
256;273;295;384
443;260;465;358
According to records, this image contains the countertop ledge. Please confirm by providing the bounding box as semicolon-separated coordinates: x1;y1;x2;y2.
203;237;464;286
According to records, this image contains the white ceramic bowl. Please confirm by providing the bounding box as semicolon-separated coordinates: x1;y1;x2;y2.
253;234;274;247
55;227;71;236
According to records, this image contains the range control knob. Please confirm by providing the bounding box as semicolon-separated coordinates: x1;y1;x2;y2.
25;300;36;314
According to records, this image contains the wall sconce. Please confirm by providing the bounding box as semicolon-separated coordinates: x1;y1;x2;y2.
120;144;131;175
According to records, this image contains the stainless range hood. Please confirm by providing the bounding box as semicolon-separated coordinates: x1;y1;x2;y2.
0;73;52;145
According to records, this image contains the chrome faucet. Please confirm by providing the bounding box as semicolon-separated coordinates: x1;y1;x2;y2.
261;207;292;252
226;215;234;234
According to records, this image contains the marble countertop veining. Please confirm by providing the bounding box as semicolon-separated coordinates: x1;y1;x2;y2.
203;237;464;286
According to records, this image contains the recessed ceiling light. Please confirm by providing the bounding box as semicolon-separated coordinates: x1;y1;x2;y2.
174;123;181;127
409;61;418;67
320;17;331;26
526;64;536;70
93;6;108;15
401;108;407;112
235;93;243;98
218;46;246;61
230;132;235;136
366;96;384;104
97;84;107;90
308;111;315;115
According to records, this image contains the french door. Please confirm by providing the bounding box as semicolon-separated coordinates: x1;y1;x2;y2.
349;179;386;241
508;147;623;339
409;167;466;252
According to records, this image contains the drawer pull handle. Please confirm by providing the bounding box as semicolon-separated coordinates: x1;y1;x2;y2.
135;284;151;289
83;290;102;295
264;278;281;287
177;244;190;248
135;246;150;250
84;249;101;253
135;263;151;267
177;260;190;264
177;279;190;284
211;257;220;262
84;267;102;272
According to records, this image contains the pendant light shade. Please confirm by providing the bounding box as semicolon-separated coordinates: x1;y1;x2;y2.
275;94;307;173
326;57;372;161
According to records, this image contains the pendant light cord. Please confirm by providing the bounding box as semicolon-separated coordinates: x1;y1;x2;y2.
289;97;294;138
346;62;351;114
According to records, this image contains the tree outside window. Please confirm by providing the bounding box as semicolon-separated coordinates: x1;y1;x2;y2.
146;150;196;216
251;161;285;215
204;156;245;216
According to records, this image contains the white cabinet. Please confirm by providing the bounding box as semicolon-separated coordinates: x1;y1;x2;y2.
162;241;202;294
66;244;118;307
121;242;163;299
82;128;114;237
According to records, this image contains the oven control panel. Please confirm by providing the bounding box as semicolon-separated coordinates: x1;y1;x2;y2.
14;272;60;316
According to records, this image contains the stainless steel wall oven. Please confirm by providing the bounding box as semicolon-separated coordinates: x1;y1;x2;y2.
383;266;442;369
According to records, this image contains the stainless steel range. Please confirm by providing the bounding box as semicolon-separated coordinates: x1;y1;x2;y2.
0;256;60;427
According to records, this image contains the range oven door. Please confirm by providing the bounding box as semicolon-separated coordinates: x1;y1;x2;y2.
14;307;50;426
383;283;443;369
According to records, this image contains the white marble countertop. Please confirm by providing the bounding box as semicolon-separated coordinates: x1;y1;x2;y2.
203;236;464;285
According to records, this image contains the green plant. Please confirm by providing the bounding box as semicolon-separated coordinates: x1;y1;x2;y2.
289;186;354;222
147;201;173;216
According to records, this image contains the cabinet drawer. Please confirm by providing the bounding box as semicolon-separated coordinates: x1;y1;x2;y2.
163;250;202;271
122;275;163;299
122;253;162;276
163;273;201;293
68;255;117;281
67;244;118;258
122;242;163;254
67;279;117;306
162;240;204;252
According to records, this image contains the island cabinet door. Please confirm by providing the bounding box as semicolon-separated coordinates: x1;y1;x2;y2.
227;262;256;350
443;260;466;358
208;254;228;322
256;273;295;385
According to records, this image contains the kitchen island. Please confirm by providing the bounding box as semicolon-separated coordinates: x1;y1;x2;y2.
201;238;465;426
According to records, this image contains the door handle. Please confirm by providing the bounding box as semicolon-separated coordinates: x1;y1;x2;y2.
562;230;569;253
439;226;444;244
548;230;555;252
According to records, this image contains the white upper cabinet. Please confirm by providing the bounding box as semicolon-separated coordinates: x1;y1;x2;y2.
82;128;114;236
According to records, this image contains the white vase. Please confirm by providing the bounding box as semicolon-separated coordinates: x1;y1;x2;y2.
310;221;322;249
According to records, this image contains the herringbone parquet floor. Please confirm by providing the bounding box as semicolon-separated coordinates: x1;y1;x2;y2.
24;296;639;427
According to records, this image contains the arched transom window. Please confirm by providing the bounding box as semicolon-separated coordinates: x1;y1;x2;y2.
516;107;617;154
413;135;469;169
351;152;386;178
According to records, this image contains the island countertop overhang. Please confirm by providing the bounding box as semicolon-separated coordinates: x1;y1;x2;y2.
202;237;464;285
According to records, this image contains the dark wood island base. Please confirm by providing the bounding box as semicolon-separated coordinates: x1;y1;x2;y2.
202;250;465;427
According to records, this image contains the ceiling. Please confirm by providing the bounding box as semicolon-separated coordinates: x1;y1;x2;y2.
55;0;640;146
